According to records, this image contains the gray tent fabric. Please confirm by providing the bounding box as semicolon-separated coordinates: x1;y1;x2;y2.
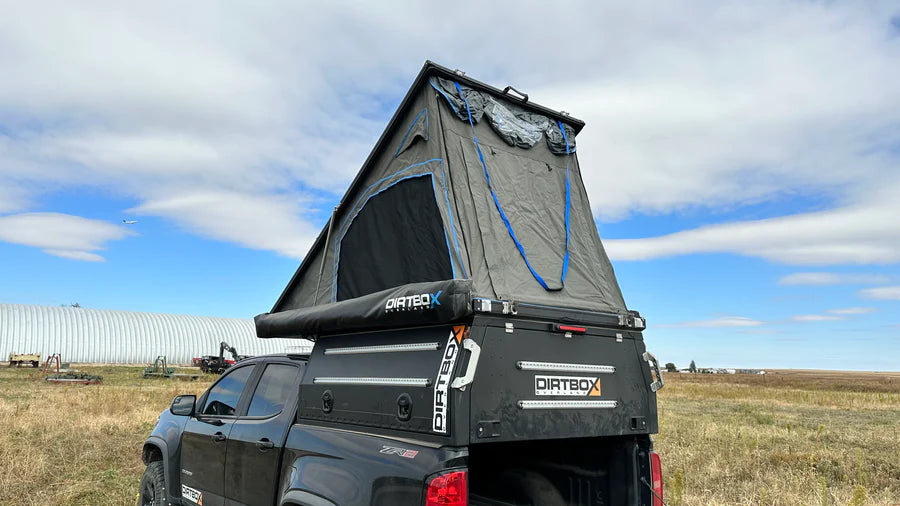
259;62;627;338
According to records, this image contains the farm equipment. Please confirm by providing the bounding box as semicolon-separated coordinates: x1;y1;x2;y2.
142;355;199;380
197;341;248;374
8;352;40;367
42;353;102;384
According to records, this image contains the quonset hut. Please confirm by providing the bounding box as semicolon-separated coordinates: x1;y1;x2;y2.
256;61;634;339
0;303;312;364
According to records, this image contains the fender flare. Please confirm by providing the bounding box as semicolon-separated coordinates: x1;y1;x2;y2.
280;490;337;506
142;436;175;502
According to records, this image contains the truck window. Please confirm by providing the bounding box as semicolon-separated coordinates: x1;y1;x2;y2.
247;364;298;417
201;365;254;416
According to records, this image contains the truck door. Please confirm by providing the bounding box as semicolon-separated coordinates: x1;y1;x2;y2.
224;361;303;506
180;364;257;506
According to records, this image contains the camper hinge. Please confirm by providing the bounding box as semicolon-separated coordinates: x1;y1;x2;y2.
505;322;514;333
450;339;481;391
474;299;493;313
501;300;517;315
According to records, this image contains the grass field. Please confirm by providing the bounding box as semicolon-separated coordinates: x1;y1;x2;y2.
0;366;898;505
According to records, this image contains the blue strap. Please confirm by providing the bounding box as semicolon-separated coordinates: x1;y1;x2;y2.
455;81;571;291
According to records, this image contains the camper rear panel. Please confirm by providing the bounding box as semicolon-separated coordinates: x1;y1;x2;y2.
467;315;658;444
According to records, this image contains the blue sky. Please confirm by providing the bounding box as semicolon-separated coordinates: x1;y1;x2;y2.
1;2;899;371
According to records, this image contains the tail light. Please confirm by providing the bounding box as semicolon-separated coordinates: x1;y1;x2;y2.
650;451;664;506
425;470;467;506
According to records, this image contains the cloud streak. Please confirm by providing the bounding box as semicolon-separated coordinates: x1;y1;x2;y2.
778;273;890;286
859;286;900;301
658;316;765;328
0;213;134;261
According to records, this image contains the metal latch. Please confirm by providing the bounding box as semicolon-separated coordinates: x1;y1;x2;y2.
450;339;481;391
642;351;664;392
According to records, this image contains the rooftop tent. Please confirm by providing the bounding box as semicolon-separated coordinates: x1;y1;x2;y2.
256;62;626;339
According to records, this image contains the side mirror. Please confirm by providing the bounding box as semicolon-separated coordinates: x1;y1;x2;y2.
170;395;196;416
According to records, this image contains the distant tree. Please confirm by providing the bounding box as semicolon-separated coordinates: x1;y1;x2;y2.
689;360;697;373
665;362;677;373
70;302;81;308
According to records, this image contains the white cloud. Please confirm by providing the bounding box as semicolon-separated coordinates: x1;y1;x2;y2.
859;286;900;300
0;1;898;264
658;316;764;328
128;191;318;258
0;213;134;261
778;273;890;286
827;307;878;315
791;314;843;322
604;186;900;265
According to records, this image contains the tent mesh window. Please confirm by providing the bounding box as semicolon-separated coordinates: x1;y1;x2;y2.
336;175;453;301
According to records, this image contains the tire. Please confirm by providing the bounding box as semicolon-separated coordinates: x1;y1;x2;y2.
138;461;166;506
31;361;39;368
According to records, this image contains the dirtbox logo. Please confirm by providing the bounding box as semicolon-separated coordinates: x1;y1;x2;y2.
181;484;203;505
385;290;442;312
534;375;602;397
433;326;465;433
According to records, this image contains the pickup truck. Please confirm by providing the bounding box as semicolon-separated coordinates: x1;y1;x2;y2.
140;307;664;506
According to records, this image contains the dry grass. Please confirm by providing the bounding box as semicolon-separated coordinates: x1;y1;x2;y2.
1;366;898;505
0;366;212;505
656;370;900;505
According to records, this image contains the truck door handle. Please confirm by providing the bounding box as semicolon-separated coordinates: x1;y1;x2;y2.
213;432;227;442
256;439;275;451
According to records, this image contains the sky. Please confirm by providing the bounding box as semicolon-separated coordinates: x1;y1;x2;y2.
1;1;899;371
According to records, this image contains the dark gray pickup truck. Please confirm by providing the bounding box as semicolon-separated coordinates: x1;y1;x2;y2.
140;304;664;506
139;62;665;505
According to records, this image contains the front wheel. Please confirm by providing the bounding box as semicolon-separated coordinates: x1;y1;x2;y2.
138;461;166;506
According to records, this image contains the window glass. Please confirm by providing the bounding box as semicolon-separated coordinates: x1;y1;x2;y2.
202;365;254;416
247;364;298;417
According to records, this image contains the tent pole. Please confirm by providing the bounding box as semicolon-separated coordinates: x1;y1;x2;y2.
314;206;339;305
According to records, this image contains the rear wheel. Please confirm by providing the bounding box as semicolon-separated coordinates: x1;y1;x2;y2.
138;461;166;506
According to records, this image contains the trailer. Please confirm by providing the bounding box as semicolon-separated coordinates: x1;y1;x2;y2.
8;352;40;367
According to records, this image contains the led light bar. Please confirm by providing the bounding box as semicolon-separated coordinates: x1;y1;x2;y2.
517;400;618;410
313;377;431;387
516;361;616;374
324;342;440;355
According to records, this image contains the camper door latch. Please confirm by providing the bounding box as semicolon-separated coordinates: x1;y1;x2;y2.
642;351;665;392
450;339;481;391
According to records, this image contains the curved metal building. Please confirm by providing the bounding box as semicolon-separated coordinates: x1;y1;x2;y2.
0;304;311;364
